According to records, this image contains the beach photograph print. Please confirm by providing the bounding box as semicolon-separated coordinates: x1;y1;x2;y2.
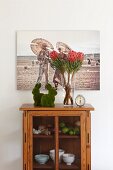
17;30;100;90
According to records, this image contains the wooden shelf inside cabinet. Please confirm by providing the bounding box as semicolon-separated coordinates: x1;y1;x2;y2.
33;160;54;169
59;134;80;139
33;134;80;139
60;162;79;169
33;134;54;139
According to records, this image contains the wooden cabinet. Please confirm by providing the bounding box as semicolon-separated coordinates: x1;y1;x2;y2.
20;104;94;170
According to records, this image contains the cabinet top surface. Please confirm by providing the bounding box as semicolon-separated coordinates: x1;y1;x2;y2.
19;103;94;111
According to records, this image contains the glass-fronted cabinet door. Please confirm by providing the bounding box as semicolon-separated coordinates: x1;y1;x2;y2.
28;113;56;170
59;116;81;170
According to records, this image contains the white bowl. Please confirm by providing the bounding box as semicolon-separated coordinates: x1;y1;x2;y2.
34;154;49;164
63;154;75;165
49;149;65;162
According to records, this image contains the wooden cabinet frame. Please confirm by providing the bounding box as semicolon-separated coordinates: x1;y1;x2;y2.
20;104;94;170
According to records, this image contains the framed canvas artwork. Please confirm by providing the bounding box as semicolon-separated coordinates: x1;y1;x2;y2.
17;30;100;90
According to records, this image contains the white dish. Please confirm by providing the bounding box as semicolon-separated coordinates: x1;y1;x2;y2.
63;153;75;165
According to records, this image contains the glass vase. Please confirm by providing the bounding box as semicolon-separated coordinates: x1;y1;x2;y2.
63;72;74;106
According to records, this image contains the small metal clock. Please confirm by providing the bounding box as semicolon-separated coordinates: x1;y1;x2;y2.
75;95;85;107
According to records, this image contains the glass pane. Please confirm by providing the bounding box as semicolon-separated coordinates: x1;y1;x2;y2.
59;116;81;170
33;116;55;170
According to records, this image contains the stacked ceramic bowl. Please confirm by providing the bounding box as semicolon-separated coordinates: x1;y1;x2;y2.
49;149;65;163
63;154;75;165
34;154;49;164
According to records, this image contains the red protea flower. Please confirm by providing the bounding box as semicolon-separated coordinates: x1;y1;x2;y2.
68;50;77;62
77;52;84;61
50;51;59;60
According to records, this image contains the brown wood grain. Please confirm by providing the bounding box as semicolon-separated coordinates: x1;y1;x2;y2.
55;116;59;170
28;112;33;170
23;111;28;170
86;112;91;170
21;104;94;170
81;113;87;170
27;110;87;117
20;103;94;111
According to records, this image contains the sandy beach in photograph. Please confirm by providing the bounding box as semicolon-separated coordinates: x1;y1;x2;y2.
17;56;100;90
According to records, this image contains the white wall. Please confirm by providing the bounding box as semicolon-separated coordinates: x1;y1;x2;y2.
0;0;113;170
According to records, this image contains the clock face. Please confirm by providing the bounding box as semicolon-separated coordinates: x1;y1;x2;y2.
75;95;85;106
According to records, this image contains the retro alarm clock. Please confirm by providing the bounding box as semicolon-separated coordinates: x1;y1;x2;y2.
75;95;85;107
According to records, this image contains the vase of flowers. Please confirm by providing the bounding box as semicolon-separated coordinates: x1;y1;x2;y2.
50;50;84;105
